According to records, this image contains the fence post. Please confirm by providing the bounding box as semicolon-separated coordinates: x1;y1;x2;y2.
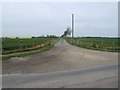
113;41;115;46
93;43;96;48
112;41;115;49
20;40;23;49
101;40;103;44
44;39;46;47
49;40;51;45
34;40;36;46
2;41;4;51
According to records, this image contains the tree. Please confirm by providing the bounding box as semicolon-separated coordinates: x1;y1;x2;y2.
61;27;71;37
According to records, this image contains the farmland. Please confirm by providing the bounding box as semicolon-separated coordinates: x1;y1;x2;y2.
65;37;120;52
1;37;59;60
1;37;119;60
2;37;52;51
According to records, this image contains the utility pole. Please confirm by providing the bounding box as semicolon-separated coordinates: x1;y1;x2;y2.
72;14;74;38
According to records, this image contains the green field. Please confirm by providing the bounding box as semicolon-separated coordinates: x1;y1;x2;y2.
2;37;53;51
1;37;119;60
65;37;120;52
1;37;59;60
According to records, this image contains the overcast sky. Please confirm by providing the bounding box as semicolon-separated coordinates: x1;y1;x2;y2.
2;2;118;37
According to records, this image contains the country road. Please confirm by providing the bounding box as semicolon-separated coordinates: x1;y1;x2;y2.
2;39;119;88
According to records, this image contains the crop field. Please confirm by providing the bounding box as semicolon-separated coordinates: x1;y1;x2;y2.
2;37;53;51
1;37;59;60
65;37;120;52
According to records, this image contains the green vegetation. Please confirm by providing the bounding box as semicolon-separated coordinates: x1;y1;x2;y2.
2;45;53;60
65;37;120;52
1;37;59;60
2;38;52;51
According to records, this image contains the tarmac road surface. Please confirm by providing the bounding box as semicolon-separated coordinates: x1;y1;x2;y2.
2;39;118;88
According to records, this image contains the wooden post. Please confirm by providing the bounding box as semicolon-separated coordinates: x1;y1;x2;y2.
20;40;23;49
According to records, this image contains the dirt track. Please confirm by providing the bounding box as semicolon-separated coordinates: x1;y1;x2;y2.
2;39;118;74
